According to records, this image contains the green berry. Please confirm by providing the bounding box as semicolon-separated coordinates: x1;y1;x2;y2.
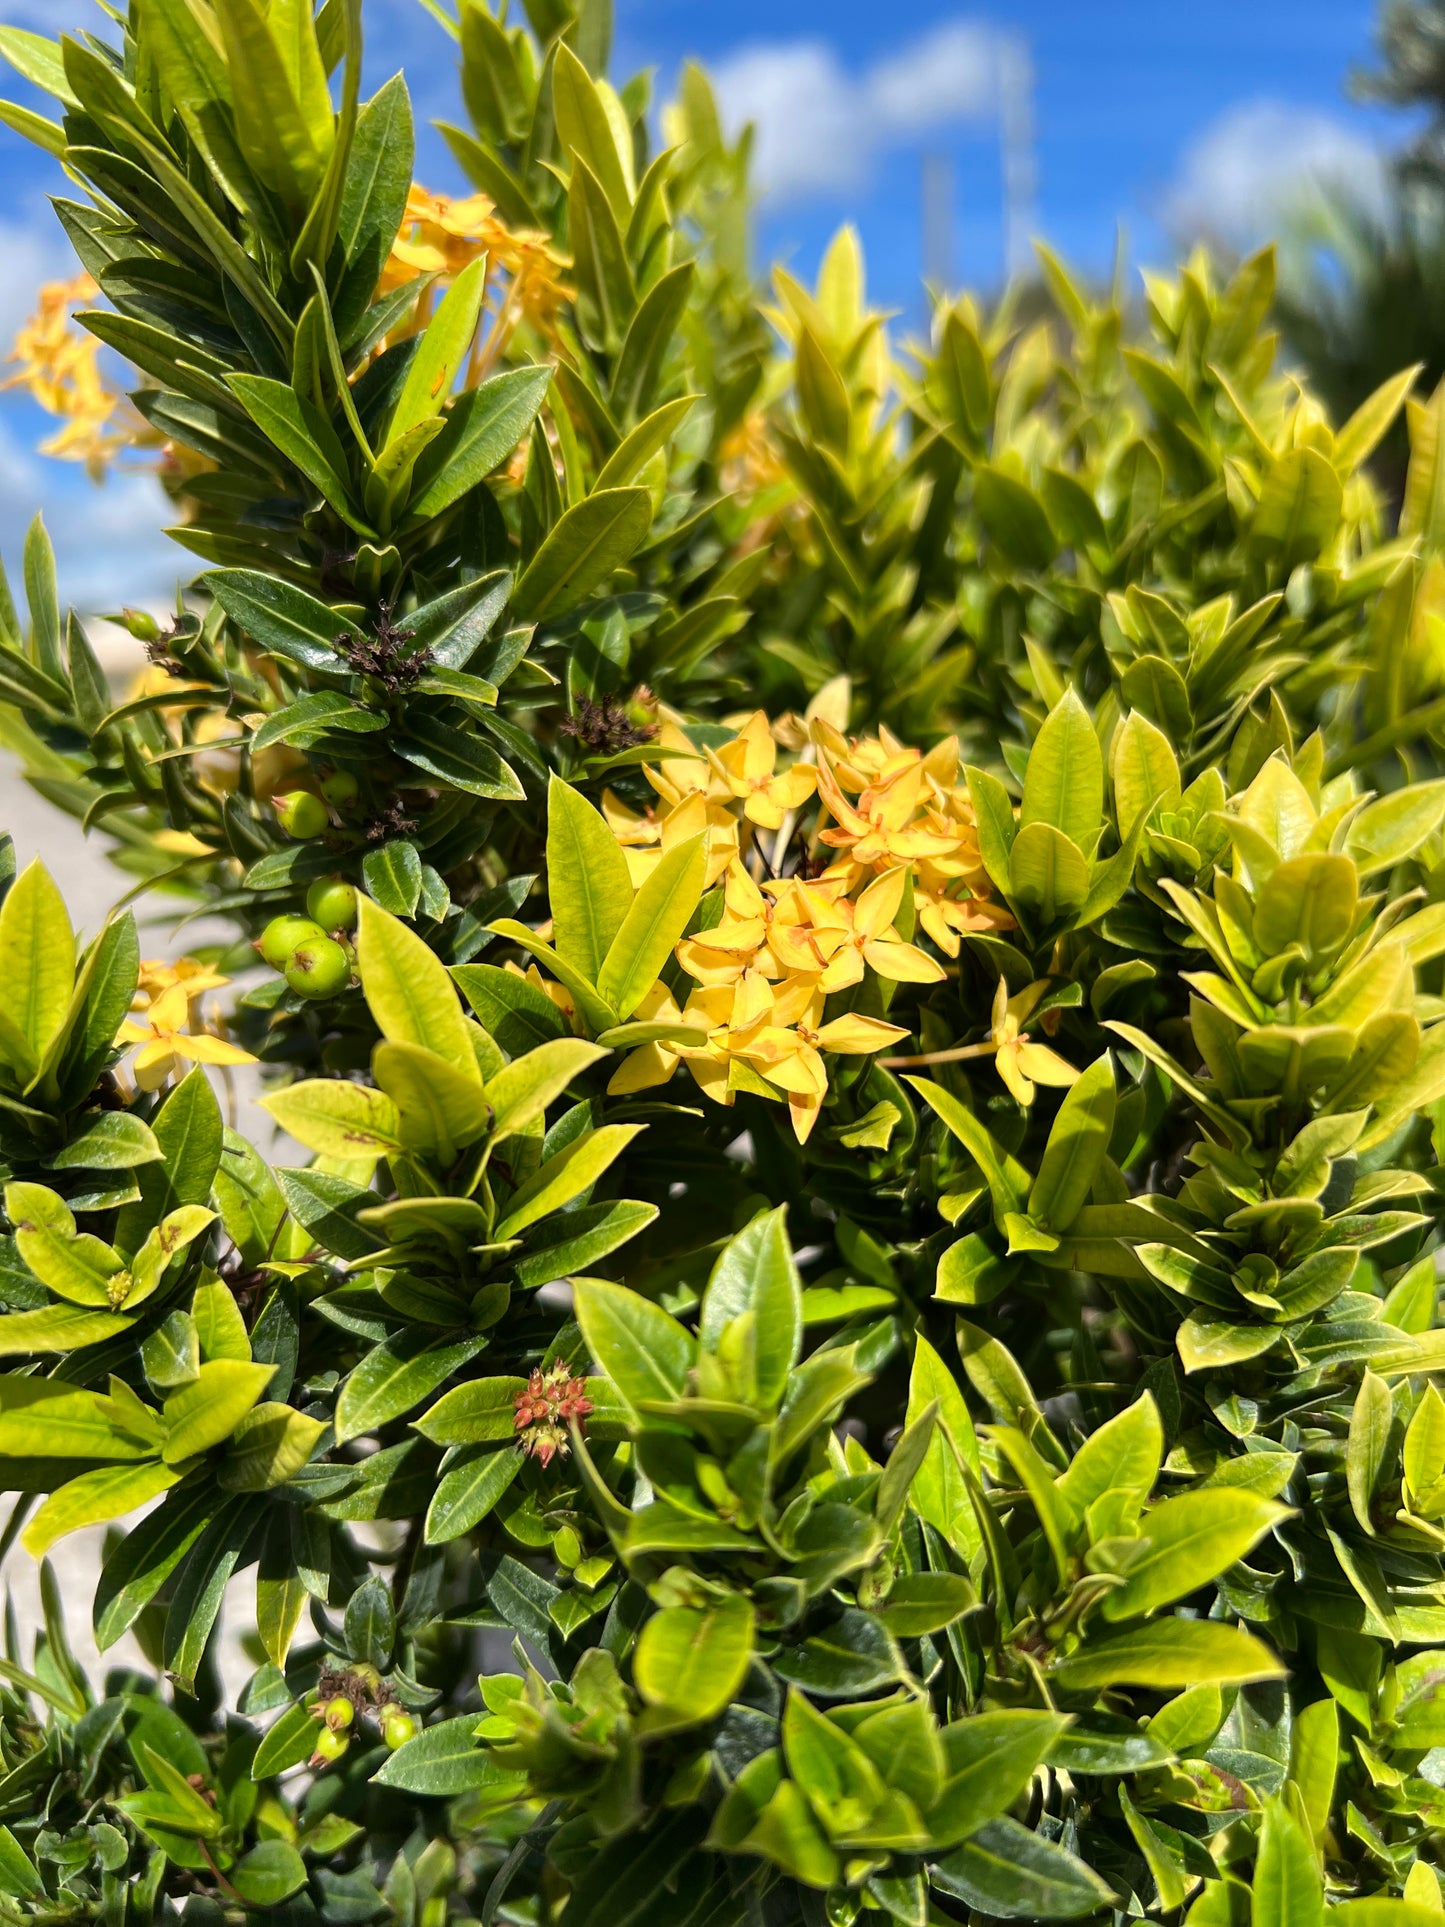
285;936;351;1001
258;914;324;970
274;790;328;839
310;1725;349;1766
121;607;161;642
323;1695;355;1732
307;878;358;932
381;1707;419;1750
320;770;360;811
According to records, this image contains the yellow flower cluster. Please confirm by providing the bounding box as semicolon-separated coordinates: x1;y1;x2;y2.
4;276;129;480
382;184;571;370
118;959;255;1093
581;705;1015;1142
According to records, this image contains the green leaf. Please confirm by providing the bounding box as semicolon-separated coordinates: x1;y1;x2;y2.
965;764;1018;895
931;1817;1114;1918
373;1041;491;1160
973;465;1058;569
611;260;695;416
1048;1618;1286;1689
487;919;620;1033
990;1425;1077;1584
362;840;423;916
0;860;73;1067
395;713;525;800
1250;447;1343;568
133;0;260;220
597;832;707;1019
407;364;552;519
1113;709;1182;837
1021;688;1102;846
415;1376;527;1444
494;1122;642;1238
513;488;652;622
514;1200;656;1288
1289;1698;1338;1849
928;1711;1071;1847
573;1277;693;1410
219;1403;324;1491
0;1377;153;1459
424;1444;523;1542
907;1332;982;1558
163;1496;258;1691
552;41;634;216
547;775;634;982
634;1594;755;1723
1254;854;1358;962
1100;1489;1289;1620
487;1036;608;1137
334;1332;486;1445
1253;1797;1324;1927
386;255;487;449
452;962;570;1054
772;1608;902;1699
51;1112;163;1171
230;376;369;528
162;1360;275;1463
906;1077;1031;1220
1006;822;1090;928
94;1483;217;1650
250;690;384;751
260;1079;402;1159
252;1700;320;1779
876;1571;978;1636
698;1207;802;1412
1056;1392;1162;1516
595;394;698;489
344;1574;395;1668
333;73;414;338
0;1302;130;1356
1346;1369;1394;1535
21;1461;181;1557
205;569;341;669
372;1715;526;1795
214;0;328;212
1028;1055;1115;1233
357;895;482;1082
229;1841;307;1907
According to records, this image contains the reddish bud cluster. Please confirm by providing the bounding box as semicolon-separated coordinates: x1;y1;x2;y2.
514;1363;594;1468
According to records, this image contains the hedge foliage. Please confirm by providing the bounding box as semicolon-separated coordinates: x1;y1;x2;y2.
0;3;1444;1924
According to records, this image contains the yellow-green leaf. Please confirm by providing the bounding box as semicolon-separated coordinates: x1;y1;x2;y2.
356;896;482;1082
596;832;706;1019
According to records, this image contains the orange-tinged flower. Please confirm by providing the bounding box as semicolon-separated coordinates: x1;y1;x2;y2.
708;711;818;830
135;957;231;1005
6;275;142;480
118;982;255;1092
738;978;907;1142
605;981;705;1094
805;867;946;993
644;720;736;811
816;757;958;881
989;977;1079;1107
381;184;570;360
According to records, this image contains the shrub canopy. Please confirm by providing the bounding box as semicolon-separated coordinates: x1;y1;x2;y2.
0;3;1444;1925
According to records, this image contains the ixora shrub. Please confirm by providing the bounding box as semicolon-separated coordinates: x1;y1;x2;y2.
6;5;1445;1927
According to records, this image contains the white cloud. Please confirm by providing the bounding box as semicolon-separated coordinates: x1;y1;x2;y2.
1164;100;1389;249
711;18;1017;204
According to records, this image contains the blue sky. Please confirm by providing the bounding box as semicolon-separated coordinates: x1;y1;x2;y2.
0;0;1405;611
